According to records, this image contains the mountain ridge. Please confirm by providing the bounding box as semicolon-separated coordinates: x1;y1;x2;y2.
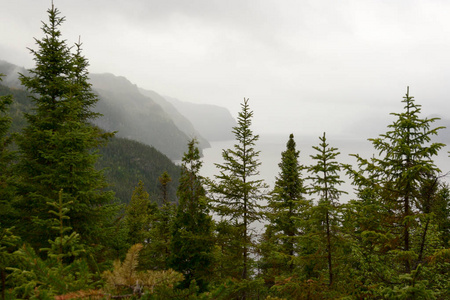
0;60;237;159
163;94;236;142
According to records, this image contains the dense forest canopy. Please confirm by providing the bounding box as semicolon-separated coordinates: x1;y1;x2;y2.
0;4;449;300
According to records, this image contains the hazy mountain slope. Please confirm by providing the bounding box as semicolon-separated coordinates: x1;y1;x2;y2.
0;60;25;88
1;60;236;154
164;95;236;141
89;73;192;160
139;88;210;149
0;82;181;204
0;61;198;160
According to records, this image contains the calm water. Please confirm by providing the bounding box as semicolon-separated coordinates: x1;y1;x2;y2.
200;133;450;203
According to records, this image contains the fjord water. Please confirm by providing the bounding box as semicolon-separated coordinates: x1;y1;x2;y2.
200;133;450;203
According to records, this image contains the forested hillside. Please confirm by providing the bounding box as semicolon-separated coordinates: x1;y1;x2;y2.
0;61;237;160
97;137;180;205
0;81;180;205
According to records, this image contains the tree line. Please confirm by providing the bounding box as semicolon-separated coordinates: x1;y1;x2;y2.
1;4;449;300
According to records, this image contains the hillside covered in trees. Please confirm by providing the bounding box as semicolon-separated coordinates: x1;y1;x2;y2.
0;60;236;161
1;4;449;300
0;83;180;205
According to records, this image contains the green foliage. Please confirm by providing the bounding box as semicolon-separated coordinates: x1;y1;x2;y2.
0;75;21;300
307;132;346;286
208;277;266;300
0;227;20;300
124;180;158;246
212;219;243;281
97;137;181;205
432;184;450;248
138;179;177;271
3;5;450;297
308;133;346;203
262;133;308;283
345;88;448;297
209;98;268;285
0;83;32;134
7;238;95;299
158;171;172;204
13;4;117;253
0;75;13;153
0;81;182;207
169;139;214;292
0;75;16;230
5;190;98;299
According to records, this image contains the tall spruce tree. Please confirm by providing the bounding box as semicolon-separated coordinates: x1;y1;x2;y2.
209;98;267;284
14;5;115;251
158;171;172;205
262;133;306;279
124;180;157;246
347;88;446;298
169;139;213;292
308;132;346;286
140;172;176;271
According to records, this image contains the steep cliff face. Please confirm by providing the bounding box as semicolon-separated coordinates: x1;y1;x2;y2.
89;73;193;160
164;95;237;142
139;88;210;149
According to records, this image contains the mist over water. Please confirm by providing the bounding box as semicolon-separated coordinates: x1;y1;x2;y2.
200;133;450;203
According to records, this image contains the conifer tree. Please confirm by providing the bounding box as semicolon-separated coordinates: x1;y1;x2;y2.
141;172;176;270
347;88;446;297
0;226;20;300
124;180;157;246
308;132;346;286
433;184;450;249
14;5;115;251
169;139;213;292
209;98;267;284
263;133;306;279
158;171;172;205
7;190;96;298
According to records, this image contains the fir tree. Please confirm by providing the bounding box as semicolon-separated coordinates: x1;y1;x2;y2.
263;133;306;280
347;88;447;297
7;191;95;298
308;132;346;286
158;171;172;205
209;98;267;285
124;180;157;246
169;139;214;292
141;173;176;271
433;184;450;249
369;88;444;273
14;4;116;252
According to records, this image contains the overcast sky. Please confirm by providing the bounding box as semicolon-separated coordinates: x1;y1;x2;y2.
2;0;450;137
